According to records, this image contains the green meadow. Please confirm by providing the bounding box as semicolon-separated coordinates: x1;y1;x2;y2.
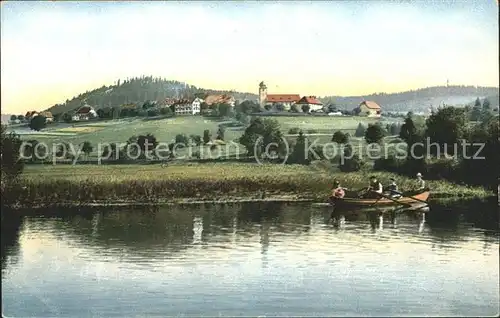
10;115;403;159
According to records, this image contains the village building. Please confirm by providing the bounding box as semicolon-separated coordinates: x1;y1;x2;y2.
295;96;324;112
354;100;382;117
25;111;39;121
73;105;98;121
258;81;300;110
39;111;54;123
172;98;201;115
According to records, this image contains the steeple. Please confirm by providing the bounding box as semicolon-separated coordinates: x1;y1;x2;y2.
258;81;268;107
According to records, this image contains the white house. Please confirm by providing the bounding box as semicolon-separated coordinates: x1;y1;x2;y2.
173;98;201;115
355;101;381;117
73;105;98;121
295;96;324;112
191;97;203;114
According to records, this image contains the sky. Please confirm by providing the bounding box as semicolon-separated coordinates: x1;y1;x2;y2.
1;0;498;114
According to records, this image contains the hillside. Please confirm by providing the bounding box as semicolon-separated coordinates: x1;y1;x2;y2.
320;86;499;113
45;76;258;115
42;78;498;116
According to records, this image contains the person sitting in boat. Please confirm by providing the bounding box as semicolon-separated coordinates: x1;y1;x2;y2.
416;172;426;192
331;180;345;199
365;176;383;198
385;178;401;198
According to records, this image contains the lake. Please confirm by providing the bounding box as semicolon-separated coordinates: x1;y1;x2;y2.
2;202;499;317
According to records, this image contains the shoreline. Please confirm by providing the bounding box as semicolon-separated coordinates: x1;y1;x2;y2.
2;192;496;210
2;162;494;210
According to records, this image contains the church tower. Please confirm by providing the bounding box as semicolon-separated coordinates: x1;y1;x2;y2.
258;81;267;107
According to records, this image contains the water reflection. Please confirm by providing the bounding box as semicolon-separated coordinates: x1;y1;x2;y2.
1;201;499;317
1;211;24;272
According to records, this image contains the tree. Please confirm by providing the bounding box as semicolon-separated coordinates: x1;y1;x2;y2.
81;141;93;159
175;134;189;146
327;103;338;113
338;144;364;172
55;142;73;159
28;115;47;131
287;131;310;165
203;129;211;144
264;105;272;111
239;117;286;159
1;124;24;182
200;102;209;112
474;97;481;108
331;131;349;144
290;104;300;113
62;112;72;123
480;98;493;122
237;100;261;114
96;109;105;118
275;104;285;112
190;134;202;146
425;106;467;155
147;108;159;117
364;123;386;144
100;143;123;160
17;115;25;121
482;98;491;110
301;104;310;113
354;123;366;137
10;115;17;121
470;102;482;121
142;100;155;110
399;116;420;145
160;107;173;117
216;127;225;141
218;103;232;117
288;127;300;134
389;123;400;136
137;133;158;157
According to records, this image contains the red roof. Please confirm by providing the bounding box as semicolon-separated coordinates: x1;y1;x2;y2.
360;101;381;109
296;96;323;105
266;94;301;103
25;111;38;118
76;106;92;114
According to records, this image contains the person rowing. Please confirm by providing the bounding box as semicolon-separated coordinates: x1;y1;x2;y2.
331;180;346;199
416;172;426;192
366;175;383;198
385;177;402;198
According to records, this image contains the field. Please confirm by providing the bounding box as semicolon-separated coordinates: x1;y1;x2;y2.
5;163;489;208
8;115;404;159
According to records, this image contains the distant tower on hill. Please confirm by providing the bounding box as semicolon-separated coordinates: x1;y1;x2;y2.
259;81;267;107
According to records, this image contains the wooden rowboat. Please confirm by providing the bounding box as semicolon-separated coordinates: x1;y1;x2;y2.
313;191;431;209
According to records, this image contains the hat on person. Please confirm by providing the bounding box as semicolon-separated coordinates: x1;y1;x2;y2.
333;180;340;186
390;177;395;181
370;175;377;180
416;173;422;177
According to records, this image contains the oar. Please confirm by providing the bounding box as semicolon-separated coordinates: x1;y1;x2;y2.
375;192;412;208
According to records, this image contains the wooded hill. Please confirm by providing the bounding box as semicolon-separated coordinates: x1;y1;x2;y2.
46;76;258;115
319;86;498;113
43;76;498;115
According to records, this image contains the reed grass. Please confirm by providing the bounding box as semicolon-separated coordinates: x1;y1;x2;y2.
2;162;492;208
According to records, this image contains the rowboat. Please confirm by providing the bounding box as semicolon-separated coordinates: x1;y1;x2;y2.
312;191;430;210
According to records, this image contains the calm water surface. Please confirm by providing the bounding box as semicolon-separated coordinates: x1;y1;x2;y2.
2;202;499;317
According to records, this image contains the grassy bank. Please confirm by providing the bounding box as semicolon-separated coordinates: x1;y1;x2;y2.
1;162;493;208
